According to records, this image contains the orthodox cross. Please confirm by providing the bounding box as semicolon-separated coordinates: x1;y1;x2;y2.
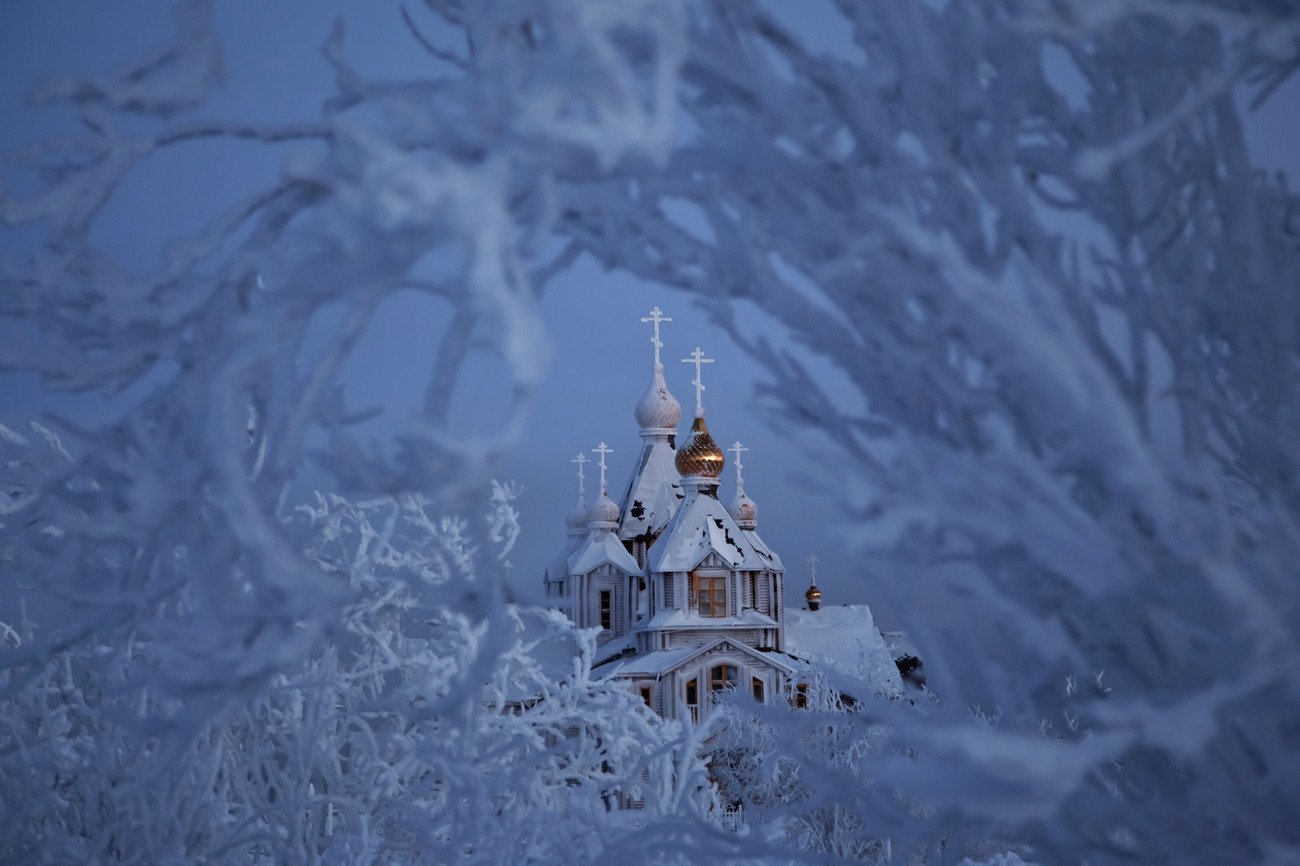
807;553;819;586
641;306;671;369
728;440;749;488
571;452;589;498
681;346;715;417
592;442;613;493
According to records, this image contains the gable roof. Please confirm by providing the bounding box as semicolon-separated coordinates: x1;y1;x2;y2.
647;490;782;574
606;635;798;678
545;535;581;584
568;528;640;576
617;435;684;542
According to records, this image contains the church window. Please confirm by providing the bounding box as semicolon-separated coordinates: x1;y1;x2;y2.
685;678;699;721
793;682;809;709
599;590;612;630
752;677;765;703
749;573;757;609
640;686;652;707
709;664;737;692
694;574;726;617
663;574;674;605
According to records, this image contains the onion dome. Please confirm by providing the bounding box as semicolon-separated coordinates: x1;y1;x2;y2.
675;415;725;479
566;498;589;534
634;365;682;431
588;490;620;527
730;490;757;529
805;582;822;611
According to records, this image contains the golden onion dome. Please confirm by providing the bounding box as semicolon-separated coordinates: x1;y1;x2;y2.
805;583;822;602
674;415;725;478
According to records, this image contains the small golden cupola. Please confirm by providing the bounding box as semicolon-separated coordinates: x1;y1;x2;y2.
804;553;822;611
675;346;725;481
675;415;725;478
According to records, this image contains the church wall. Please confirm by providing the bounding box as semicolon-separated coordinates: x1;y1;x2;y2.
585;566;632;644
666;628;759;650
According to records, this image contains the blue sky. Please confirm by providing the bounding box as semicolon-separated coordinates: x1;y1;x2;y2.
2;1;1297;626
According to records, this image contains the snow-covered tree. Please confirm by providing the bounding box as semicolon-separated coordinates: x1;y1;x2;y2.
0;470;713;863
3;0;1299;862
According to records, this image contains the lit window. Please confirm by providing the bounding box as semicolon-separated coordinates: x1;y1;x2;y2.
710;664;737;692
600;589;612;630
693;574;726;617
793;682;809;709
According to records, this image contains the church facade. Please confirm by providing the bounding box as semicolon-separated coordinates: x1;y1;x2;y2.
544;308;801;723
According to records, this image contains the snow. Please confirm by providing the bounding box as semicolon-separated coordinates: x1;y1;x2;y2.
605;635;796;678
648;487;782;574
617;433;684;541
641;608;778;630
568;527;641;576
784;605;904;695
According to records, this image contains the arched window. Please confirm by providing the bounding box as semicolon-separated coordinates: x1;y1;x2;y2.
709;664;737;692
751;677;765;703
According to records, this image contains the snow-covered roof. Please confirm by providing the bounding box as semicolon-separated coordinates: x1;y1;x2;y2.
784;605;903;695
617;434;684;542
568;528;640;576
640;608;778;630
593;632;636;666
545;535;581;584
605;635;797;678
739;528;783;571
647;489;782;574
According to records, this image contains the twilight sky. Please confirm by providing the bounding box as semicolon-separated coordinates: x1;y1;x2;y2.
2;1;1297;627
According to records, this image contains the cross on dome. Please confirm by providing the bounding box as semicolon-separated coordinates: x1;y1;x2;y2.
681;346;715;418
571;452;589;498
807;553;819;586
592;442;613;492
728;441;748;487
640;306;671;370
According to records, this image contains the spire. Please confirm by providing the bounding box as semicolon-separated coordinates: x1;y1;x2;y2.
588;442;619;527
728;440;757;529
635;307;682;431
675;346;725;484
805;554;822;611
566;452;590;534
641;306;671;371
593;441;612;493
681;346;715;419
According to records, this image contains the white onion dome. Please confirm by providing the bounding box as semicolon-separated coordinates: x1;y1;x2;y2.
588;490;620;527
730;490;757;529
675;415;725;479
566;499;588;534
634;365;682;431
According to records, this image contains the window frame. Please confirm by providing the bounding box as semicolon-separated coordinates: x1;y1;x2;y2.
709;663;738;693
599;589;612;631
692;572;727;618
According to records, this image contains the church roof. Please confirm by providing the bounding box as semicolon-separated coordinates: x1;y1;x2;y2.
617;435;684;541
568;528;640;576
638;607;778;630
784;604;904;695
647;488;783;574
545;535;581;584
604;635;799;678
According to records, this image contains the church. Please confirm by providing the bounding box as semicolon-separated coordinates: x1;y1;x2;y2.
543;308;904;722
